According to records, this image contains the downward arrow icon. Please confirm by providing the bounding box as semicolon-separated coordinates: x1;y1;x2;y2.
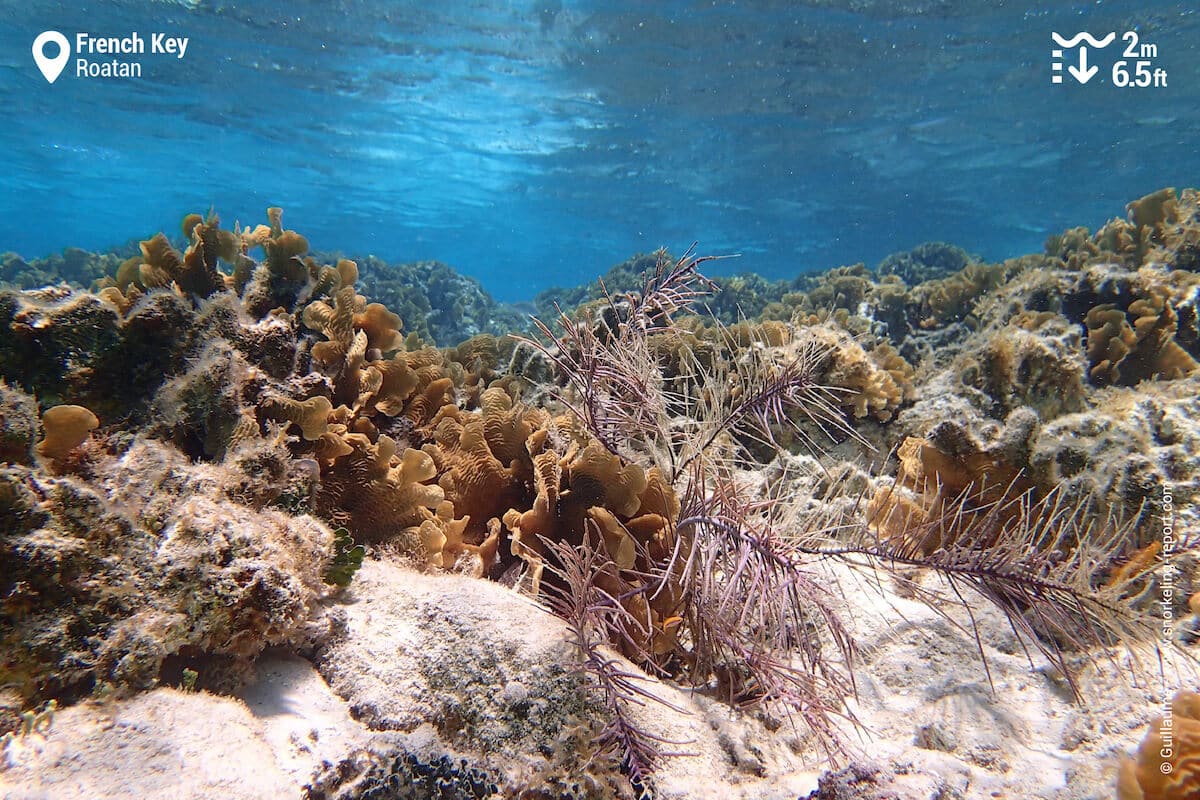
1068;46;1098;84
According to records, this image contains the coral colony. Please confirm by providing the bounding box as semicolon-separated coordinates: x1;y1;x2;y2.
1;189;1199;797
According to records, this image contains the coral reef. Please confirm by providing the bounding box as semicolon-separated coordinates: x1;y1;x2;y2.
1048;187;1200;272
650;315;917;433
354;256;528;346
1083;282;1199;386
877;240;976;285
799;263;876;315
957;310;1088;420
2;190;1199;795
911;259;1028;330
0;246;128;290
866;420;1035;556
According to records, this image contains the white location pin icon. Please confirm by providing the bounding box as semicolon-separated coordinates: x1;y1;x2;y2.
32;31;70;84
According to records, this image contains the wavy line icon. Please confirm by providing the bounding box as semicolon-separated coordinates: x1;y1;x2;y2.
1051;31;1116;48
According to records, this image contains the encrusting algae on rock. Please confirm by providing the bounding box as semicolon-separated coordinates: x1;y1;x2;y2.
1;191;1199;798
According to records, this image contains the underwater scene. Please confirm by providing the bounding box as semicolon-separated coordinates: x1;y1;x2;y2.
1;2;1199;799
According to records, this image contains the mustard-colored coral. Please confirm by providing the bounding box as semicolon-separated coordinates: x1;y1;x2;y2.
1117;690;1200;800
115;232;182;292
36;404;99;461
412;499;471;570
504;447;560;565
867;434;1032;555
354;302;404;354
315;434;445;542
179;213;238;298
448;334;520;405
303;286;359;367
801;324;916;423
110;216;239;301
267;396;333;441
1048;187;1200;272
1085;284;1199;386
362;354;421;417
802;263;875;314
434;409;529;542
262;208;309;284
914;261;1016;329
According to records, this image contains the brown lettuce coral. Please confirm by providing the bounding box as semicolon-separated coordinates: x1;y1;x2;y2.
913;261;1023;329
867;428;1034;555
1085;285;1199;386
1117;690;1200;800
429;402;533;543
1048;187;1200;272
500;432;683;656
314;433;445;542
796;323;916;423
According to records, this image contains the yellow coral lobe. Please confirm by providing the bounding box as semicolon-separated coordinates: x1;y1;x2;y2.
97;285;135;316
273;396;333;441
415;500;470;570
1117;690;1200;800
568;442;648;518
336;258;359;287
313;431;354;464
464;518;502;578
304;287;358;366
355;303;405;353
505;453;558;561
240;223;273;249
37;404;99;460
115;255;142;291
867;434;1032;555
588;506;637;570
181;212;204;239
395;446;438;484
137;232;183;289
373;358;421;416
1127;186;1177;230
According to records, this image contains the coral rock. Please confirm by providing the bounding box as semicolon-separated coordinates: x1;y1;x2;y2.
0;439;333;702
0;382;38;465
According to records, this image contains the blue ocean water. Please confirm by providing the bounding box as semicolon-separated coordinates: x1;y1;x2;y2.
1;0;1197;302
